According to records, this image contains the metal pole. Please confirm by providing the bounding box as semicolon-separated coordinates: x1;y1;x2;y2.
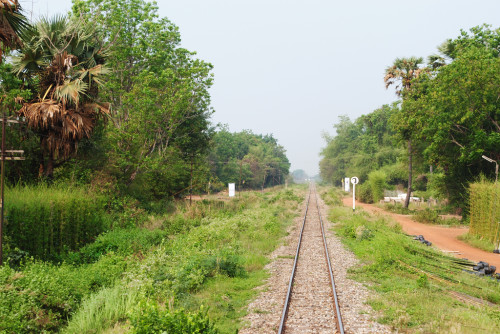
352;183;356;211
0;111;6;266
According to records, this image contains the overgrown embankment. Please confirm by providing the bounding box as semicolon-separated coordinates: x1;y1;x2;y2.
0;186;305;333
322;186;500;333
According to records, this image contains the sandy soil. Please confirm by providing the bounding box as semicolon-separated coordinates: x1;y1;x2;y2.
342;197;500;269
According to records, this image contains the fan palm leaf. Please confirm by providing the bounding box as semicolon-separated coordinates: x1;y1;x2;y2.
0;0;29;61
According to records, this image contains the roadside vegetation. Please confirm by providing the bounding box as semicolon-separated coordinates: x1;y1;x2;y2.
0;186;305;333
321;187;500;333
0;1;298;332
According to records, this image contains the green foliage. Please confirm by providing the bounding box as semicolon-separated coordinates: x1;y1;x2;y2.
72;0;215;201
1;187;304;333
66;228;168;264
4;185;108;261
62;284;139;334
130;302;218;334
0;254;126;333
469;180;500;242
368;170;387;202
383;203;412;215
320;104;403;186
356;182;373;203
412;209;443;224
209;127;290;191
426;172;447;200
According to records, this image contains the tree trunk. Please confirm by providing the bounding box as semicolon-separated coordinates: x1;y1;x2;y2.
404;139;412;208
45;152;54;179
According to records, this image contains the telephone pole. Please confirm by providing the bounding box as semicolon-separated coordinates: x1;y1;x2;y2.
0;110;25;266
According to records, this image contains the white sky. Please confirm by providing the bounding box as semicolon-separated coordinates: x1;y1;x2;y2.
20;0;500;176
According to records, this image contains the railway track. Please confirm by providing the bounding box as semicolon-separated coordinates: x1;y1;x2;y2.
278;185;344;334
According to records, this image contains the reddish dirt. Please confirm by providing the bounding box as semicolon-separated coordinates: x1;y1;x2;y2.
342;197;500;269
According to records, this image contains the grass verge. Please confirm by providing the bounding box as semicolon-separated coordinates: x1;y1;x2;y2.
458;233;497;253
322;186;500;333
0;186;305;333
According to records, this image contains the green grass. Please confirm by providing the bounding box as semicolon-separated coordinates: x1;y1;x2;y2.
62;285;140;334
321;186;500;333
458;232;496;252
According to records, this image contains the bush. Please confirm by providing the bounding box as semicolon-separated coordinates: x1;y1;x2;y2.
67;228;168;264
0;258;124;333
368;170;387;202
4;185;108;261
130;302;218;334
413;209;442;224
357;183;373;203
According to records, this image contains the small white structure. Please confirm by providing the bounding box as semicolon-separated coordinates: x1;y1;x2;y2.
344;177;350;192
383;193;420;203
228;183;236;197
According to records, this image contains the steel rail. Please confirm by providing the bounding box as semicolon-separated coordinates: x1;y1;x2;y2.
278;185;344;333
315;186;345;334
277;189;311;334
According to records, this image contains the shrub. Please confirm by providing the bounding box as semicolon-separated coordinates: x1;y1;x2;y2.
130;302;218;334
356;182;373;203
413;209;442;224
67;228;168;264
368;170;387;202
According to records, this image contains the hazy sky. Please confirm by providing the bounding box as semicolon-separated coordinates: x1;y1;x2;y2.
20;0;500;175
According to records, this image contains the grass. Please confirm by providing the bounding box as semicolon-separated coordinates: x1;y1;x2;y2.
458;232;496;252
321;186;500;333
62;285;140;334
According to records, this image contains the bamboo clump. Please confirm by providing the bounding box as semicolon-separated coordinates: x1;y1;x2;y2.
469;181;500;242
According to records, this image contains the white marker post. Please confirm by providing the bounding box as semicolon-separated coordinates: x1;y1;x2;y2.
351;177;359;211
228;183;235;197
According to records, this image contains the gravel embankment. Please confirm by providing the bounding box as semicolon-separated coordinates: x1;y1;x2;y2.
241;189;393;333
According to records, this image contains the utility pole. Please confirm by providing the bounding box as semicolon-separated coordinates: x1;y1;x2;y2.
0;110;25;266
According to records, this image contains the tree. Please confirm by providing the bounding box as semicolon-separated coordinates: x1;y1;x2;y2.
384;57;425;208
209;128;290;190
12;15;109;178
416;47;500;204
72;0;215;199
0;0;29;62
320;104;402;187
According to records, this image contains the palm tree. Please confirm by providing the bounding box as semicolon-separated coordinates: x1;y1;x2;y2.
12;15;110;178
384;57;424;208
0;0;28;62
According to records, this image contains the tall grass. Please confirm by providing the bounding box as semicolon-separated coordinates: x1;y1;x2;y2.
62;284;140;334
4;184;108;260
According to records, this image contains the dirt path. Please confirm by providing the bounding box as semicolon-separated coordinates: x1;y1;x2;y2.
343;197;500;269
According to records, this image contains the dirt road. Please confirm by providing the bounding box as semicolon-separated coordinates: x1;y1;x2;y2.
342;197;500;269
